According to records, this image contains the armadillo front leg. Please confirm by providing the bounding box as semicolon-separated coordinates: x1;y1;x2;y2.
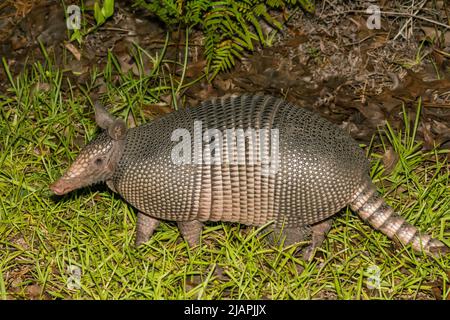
177;220;203;247
302;218;334;261
135;212;160;246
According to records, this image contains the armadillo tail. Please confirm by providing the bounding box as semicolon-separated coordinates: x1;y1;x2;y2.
350;180;449;257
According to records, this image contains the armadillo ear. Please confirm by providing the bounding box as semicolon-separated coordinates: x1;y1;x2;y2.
108;119;127;140
94;102;115;130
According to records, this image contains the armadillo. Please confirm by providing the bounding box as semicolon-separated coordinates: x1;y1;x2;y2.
50;94;449;258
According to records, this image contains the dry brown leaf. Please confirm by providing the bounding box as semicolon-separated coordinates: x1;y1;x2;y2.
185;59;206;78
140;102;173;119
420;122;436;150
431;286;442;300
10;34;27;50
382;146;399;174
64;42;81;61
117;53;136;74
421;27;450;47
213;78;233;92
355;102;386;127
431;119;450;136
26;284;41;300
31;82;51;93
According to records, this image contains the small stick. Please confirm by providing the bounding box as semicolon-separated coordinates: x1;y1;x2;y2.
393;0;428;41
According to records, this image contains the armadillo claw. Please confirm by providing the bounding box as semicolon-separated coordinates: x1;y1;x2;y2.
302;219;334;261
135;213;160;247
177;220;203;248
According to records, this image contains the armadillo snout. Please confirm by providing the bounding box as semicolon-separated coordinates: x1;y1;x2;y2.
50;177;79;195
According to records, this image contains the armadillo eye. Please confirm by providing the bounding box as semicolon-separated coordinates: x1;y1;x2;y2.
95;158;103;165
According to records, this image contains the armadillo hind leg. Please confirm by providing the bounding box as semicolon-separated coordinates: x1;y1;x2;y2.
302;218;334;261
177;220;203;248
352;179;449;256
135;213;160;246
264;225;312;247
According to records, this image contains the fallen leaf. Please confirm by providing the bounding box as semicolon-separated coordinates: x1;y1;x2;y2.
64;42;81;61
27;284;41;300
420;122;436;150
421;27;450;46
355;102;386;127
382;146;399;174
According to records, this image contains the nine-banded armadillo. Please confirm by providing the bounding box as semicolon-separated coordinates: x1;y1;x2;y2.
50;94;449;258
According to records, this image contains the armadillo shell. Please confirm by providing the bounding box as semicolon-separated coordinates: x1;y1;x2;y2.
112;95;369;227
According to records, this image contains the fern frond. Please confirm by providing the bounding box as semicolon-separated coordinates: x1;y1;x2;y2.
208;40;243;79
135;0;316;80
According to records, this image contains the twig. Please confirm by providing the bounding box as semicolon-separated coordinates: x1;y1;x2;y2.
434;48;450;58
423;103;450;108
0;1;9;11
100;27;135;33
343;34;376;47
393;0;428;41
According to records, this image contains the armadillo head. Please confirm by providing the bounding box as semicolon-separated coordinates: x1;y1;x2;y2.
50;103;127;195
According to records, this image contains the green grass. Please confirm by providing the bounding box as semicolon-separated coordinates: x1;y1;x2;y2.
0;47;449;300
